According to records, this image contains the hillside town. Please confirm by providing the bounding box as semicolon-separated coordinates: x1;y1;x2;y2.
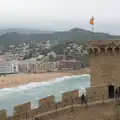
0;41;88;75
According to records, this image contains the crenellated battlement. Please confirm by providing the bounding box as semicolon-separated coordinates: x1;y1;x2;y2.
88;40;120;87
0;89;81;120
88;40;120;56
0;85;113;120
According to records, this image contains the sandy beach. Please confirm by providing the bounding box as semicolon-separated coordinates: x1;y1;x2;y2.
0;68;89;88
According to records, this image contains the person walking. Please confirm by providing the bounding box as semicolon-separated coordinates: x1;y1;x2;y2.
115;88;120;105
118;87;120;105
118;87;120;98
81;93;87;105
115;88;119;99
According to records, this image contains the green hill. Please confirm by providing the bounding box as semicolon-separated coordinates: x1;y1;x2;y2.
0;28;120;51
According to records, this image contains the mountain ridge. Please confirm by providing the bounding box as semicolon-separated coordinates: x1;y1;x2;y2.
0;28;119;51
0;28;55;35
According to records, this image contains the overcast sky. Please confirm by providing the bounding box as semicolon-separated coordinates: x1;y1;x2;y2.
0;0;120;34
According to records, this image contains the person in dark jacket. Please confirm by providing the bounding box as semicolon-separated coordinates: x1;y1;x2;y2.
117;87;120;105
115;88;119;99
81;93;87;104
118;87;120;98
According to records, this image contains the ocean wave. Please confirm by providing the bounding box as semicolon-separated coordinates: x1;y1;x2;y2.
0;74;90;116
0;74;90;97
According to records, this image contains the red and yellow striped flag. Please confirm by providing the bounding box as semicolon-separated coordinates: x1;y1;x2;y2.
89;16;94;25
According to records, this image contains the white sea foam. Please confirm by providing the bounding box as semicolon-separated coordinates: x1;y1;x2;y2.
0;74;90;116
0;74;90;97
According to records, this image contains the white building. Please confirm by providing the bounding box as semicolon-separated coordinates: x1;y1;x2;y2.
0;60;18;74
17;59;60;73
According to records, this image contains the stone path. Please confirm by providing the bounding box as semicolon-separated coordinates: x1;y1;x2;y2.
27;99;116;120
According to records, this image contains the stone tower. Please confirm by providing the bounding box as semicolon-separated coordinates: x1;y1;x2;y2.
88;40;120;87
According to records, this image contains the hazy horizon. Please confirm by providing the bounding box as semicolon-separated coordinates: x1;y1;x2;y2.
0;23;119;36
0;0;120;35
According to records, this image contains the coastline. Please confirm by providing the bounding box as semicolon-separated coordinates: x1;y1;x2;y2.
0;68;90;88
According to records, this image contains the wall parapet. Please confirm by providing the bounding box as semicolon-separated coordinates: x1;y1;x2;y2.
0;87;113;120
87;40;120;56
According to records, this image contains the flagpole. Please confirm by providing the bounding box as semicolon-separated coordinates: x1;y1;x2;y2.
90;16;94;32
92;24;94;32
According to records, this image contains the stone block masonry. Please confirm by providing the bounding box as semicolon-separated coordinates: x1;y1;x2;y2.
88;40;120;86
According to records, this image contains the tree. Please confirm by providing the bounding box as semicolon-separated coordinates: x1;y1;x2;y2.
23;51;32;59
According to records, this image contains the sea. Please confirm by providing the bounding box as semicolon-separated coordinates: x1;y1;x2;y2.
0;74;90;116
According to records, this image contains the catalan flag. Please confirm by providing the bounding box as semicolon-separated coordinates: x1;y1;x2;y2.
89;16;94;25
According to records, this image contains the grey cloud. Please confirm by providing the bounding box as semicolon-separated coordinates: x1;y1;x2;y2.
0;0;120;34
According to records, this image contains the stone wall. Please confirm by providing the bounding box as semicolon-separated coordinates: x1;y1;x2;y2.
0;88;119;120
86;84;108;102
88;40;120;86
13;102;31;115
50;100;118;120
